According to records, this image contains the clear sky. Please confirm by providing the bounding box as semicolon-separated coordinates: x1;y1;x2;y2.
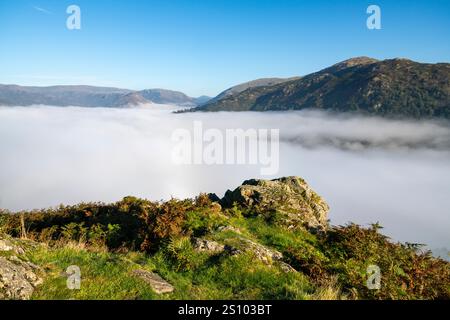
0;0;449;97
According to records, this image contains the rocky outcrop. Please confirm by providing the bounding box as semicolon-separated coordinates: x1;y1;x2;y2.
216;225;242;234
0;239;14;253
192;238;240;255
193;238;226;253
131;269;174;294
192;236;297;273
0;238;26;255
238;238;283;264
0;236;42;300
221;177;329;231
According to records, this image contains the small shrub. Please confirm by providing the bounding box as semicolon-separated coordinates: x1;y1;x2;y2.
61;222;87;242
227;203;244;218
290;223;450;300
184;209;227;237
0;212;10;233
165;236;197;271
140;198;191;252
38;225;60;242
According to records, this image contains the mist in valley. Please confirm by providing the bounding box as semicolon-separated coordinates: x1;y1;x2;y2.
0;105;449;255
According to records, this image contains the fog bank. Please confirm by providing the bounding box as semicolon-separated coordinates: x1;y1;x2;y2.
0;105;449;251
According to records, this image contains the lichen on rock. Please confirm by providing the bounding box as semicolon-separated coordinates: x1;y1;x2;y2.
192;238;226;253
0;236;42;300
131;269;174;294
221;176;329;231
238;238;283;264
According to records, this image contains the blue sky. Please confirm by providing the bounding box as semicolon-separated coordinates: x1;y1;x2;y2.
0;0;449;97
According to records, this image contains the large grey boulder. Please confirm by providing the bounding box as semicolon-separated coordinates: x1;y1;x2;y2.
221;177;329;230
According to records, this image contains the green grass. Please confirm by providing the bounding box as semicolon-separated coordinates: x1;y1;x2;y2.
28;245;158;300
2;195;449;300
24;242;312;300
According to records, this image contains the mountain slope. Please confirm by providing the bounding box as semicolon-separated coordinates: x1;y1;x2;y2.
0;85;209;108
194;57;450;119
193;95;211;105
208;77;300;104
0;85;134;108
139;89;210;106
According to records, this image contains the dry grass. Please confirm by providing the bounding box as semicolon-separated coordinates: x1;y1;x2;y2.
310;276;346;300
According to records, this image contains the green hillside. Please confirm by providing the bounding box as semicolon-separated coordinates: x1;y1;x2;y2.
1;177;448;300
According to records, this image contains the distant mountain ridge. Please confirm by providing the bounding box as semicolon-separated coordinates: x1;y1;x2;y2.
0;85;211;108
208;77;301;104
140;88;203;106
194;57;450;119
2;57;449;118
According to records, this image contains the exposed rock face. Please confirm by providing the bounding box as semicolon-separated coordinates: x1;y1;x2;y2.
238;239;283;264
192;236;297;273
221;177;329;230
193;238;240;255
217;225;242;234
131;269;174;294
0;257;42;300
0;240;14;252
0;236;42;300
193;238;226;253
0;238;25;255
278;262;297;273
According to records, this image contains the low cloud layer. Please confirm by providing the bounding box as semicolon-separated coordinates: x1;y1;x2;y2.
0;105;449;251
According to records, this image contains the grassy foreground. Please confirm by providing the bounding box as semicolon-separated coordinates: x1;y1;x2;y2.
1;194;449;300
